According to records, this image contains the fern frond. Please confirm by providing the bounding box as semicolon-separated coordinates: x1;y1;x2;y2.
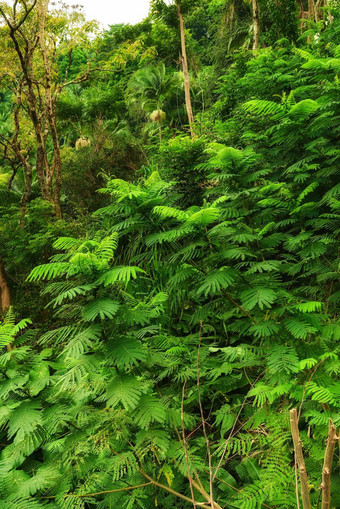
132;395;166;429
105;375;142;409
196;267;236;297
27;263;69;282
243;99;285;119
98;266;146;286
82;299;119;321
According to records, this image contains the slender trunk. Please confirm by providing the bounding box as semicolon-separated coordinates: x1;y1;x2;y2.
191;478;223;509
48;103;62;219
0;258;11;312
229;2;235;32
11;35;51;205
297;0;307;31
290;409;311;509
227;1;235;52
315;0;329;23
308;0;315;20
315;0;321;22
20;161;33;228
37;0;62;218
252;0;260;50
177;0;195;137
2;1;62;218
321;419;339;509
12;86;33;225
325;0;333;23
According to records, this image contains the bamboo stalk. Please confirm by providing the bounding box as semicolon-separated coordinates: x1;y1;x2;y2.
289;409;311;509
321;419;339;509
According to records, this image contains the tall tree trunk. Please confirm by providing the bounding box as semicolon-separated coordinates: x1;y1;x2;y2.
252;0;260;50
315;0;328;23
308;0;316;19
297;0;307;31
20;161;33;228
229;1;235;32
0;258;11;312
0;1;62;219
177;0;195;137
37;0;62;218
227;1;235;51
49;107;63;219
12;84;34;227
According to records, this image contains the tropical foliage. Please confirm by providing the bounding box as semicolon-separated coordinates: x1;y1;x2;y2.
0;1;339;508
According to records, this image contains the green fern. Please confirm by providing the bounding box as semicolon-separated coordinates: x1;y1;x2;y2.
98;266;146;286
105;375;142;409
82;299;120;321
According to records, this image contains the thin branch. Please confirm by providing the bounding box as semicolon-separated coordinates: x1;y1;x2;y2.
57;64;101;92
289;409;311;509
213;371;264;481
64;48;73;81
298;359;325;420
141;471;212;509
41;482;153;499
294;447;301;509
320;419;339;509
13;0;37;31
181;378;197;509
13;0;19;22
7;163;20;190
113;444;212;509
213;475;274;509
191;477;223;509
223;290;257;323
197;321;214;509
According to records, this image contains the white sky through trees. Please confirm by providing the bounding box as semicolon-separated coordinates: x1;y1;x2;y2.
68;0;152;27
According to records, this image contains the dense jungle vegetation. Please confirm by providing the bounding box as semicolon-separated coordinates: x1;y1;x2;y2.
0;0;339;507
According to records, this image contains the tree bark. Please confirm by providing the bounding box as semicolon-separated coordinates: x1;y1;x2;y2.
297;0;308;31
315;0;321;21
227;1;235;52
321;419;339;509
0;258;11;312
229;2;235;32
0;1;95;218
252;0;260;51
20;160;33;228
177;0;195;137
0;1;62;218
290;409;311;509
315;0;330;23
308;0;316;20
37;0;62;218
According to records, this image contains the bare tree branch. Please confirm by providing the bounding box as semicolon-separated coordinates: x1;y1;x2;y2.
321;419;339;509
290;409;311;509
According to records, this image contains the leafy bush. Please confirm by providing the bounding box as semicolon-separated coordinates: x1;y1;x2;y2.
155;135;208;206
1;5;340;509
